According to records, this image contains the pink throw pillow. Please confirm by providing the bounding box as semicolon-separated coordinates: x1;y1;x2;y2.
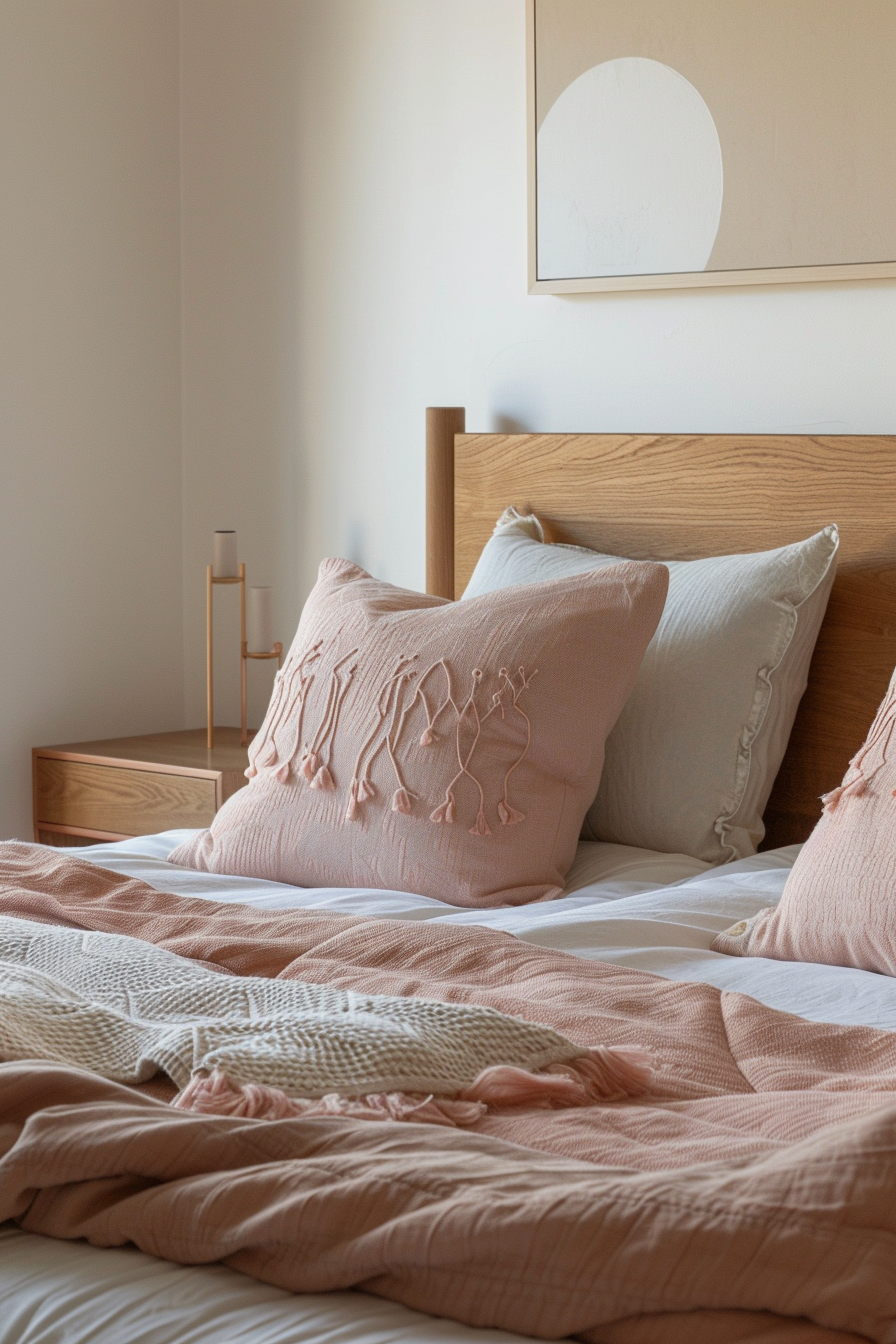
713;666;896;974
170;557;668;907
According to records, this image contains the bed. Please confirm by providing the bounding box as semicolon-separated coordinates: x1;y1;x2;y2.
3;415;896;1344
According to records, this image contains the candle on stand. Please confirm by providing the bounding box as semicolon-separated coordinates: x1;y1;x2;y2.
213;530;238;578
247;586;274;652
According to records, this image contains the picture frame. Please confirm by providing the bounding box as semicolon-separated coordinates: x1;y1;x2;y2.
527;0;896;294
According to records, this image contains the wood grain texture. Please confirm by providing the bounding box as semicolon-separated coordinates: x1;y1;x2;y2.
35;829;109;848
443;428;896;848
35;759;218;837
38;727;249;773
426;407;465;598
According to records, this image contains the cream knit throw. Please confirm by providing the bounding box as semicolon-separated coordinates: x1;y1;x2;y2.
0;917;649;1106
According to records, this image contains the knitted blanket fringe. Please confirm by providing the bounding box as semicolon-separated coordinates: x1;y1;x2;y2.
175;1045;655;1128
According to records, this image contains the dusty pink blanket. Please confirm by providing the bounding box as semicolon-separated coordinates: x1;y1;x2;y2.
0;842;894;1343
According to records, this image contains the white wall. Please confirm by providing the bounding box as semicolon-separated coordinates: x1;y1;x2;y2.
179;0;896;732
180;0;305;730
0;1;183;839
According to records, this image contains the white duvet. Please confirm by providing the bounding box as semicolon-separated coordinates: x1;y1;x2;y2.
2;832;892;1344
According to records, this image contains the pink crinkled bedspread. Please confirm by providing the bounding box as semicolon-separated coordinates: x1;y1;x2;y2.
0;842;894;1344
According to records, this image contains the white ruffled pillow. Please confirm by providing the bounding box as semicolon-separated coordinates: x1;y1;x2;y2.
463;510;839;863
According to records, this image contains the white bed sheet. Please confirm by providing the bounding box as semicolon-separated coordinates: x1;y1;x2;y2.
0;1225;529;1344
3;832;894;1344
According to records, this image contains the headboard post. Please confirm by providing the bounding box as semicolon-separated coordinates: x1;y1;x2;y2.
425;406;465;598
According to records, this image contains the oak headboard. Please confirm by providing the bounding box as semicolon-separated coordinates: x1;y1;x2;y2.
425;406;896;849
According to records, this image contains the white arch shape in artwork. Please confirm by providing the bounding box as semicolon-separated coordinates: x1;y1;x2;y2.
537;57;724;279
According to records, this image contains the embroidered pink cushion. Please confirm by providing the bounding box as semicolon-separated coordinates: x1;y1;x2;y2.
169;557;668;907
713;665;896;974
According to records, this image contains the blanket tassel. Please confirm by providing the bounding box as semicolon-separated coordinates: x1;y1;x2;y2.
173;1046;652;1129
460;1045;653;1109
173;1071;486;1128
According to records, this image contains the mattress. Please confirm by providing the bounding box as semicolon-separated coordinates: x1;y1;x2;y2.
1;832;890;1344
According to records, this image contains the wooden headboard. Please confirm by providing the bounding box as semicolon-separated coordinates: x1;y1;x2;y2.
425;407;896;849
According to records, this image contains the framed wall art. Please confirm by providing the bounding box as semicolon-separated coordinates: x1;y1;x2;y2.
528;0;896;293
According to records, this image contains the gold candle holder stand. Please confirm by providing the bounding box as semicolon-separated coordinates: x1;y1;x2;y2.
206;563;283;749
240;639;283;747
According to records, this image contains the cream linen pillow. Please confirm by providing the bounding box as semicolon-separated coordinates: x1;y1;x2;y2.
463;511;839;863
713;666;896;975
169;556;668;907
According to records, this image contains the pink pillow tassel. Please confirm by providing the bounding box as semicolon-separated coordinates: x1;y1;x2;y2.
429;792;456;825
497;801;525;826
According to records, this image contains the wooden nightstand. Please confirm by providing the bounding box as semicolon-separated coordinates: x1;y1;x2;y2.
32;728;249;847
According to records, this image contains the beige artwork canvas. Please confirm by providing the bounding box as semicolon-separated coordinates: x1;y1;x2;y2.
528;0;896;293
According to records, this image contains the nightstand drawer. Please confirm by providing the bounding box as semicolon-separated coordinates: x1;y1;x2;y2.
35;758;218;837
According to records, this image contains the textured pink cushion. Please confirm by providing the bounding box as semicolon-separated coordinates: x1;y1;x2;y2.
170;557;668;907
713;666;896;974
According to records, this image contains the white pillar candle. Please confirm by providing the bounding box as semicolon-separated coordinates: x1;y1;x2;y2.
247;586;274;653
213;530;238;578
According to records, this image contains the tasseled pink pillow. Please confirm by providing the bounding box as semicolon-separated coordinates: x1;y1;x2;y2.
713;665;896;974
170;556;668;907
